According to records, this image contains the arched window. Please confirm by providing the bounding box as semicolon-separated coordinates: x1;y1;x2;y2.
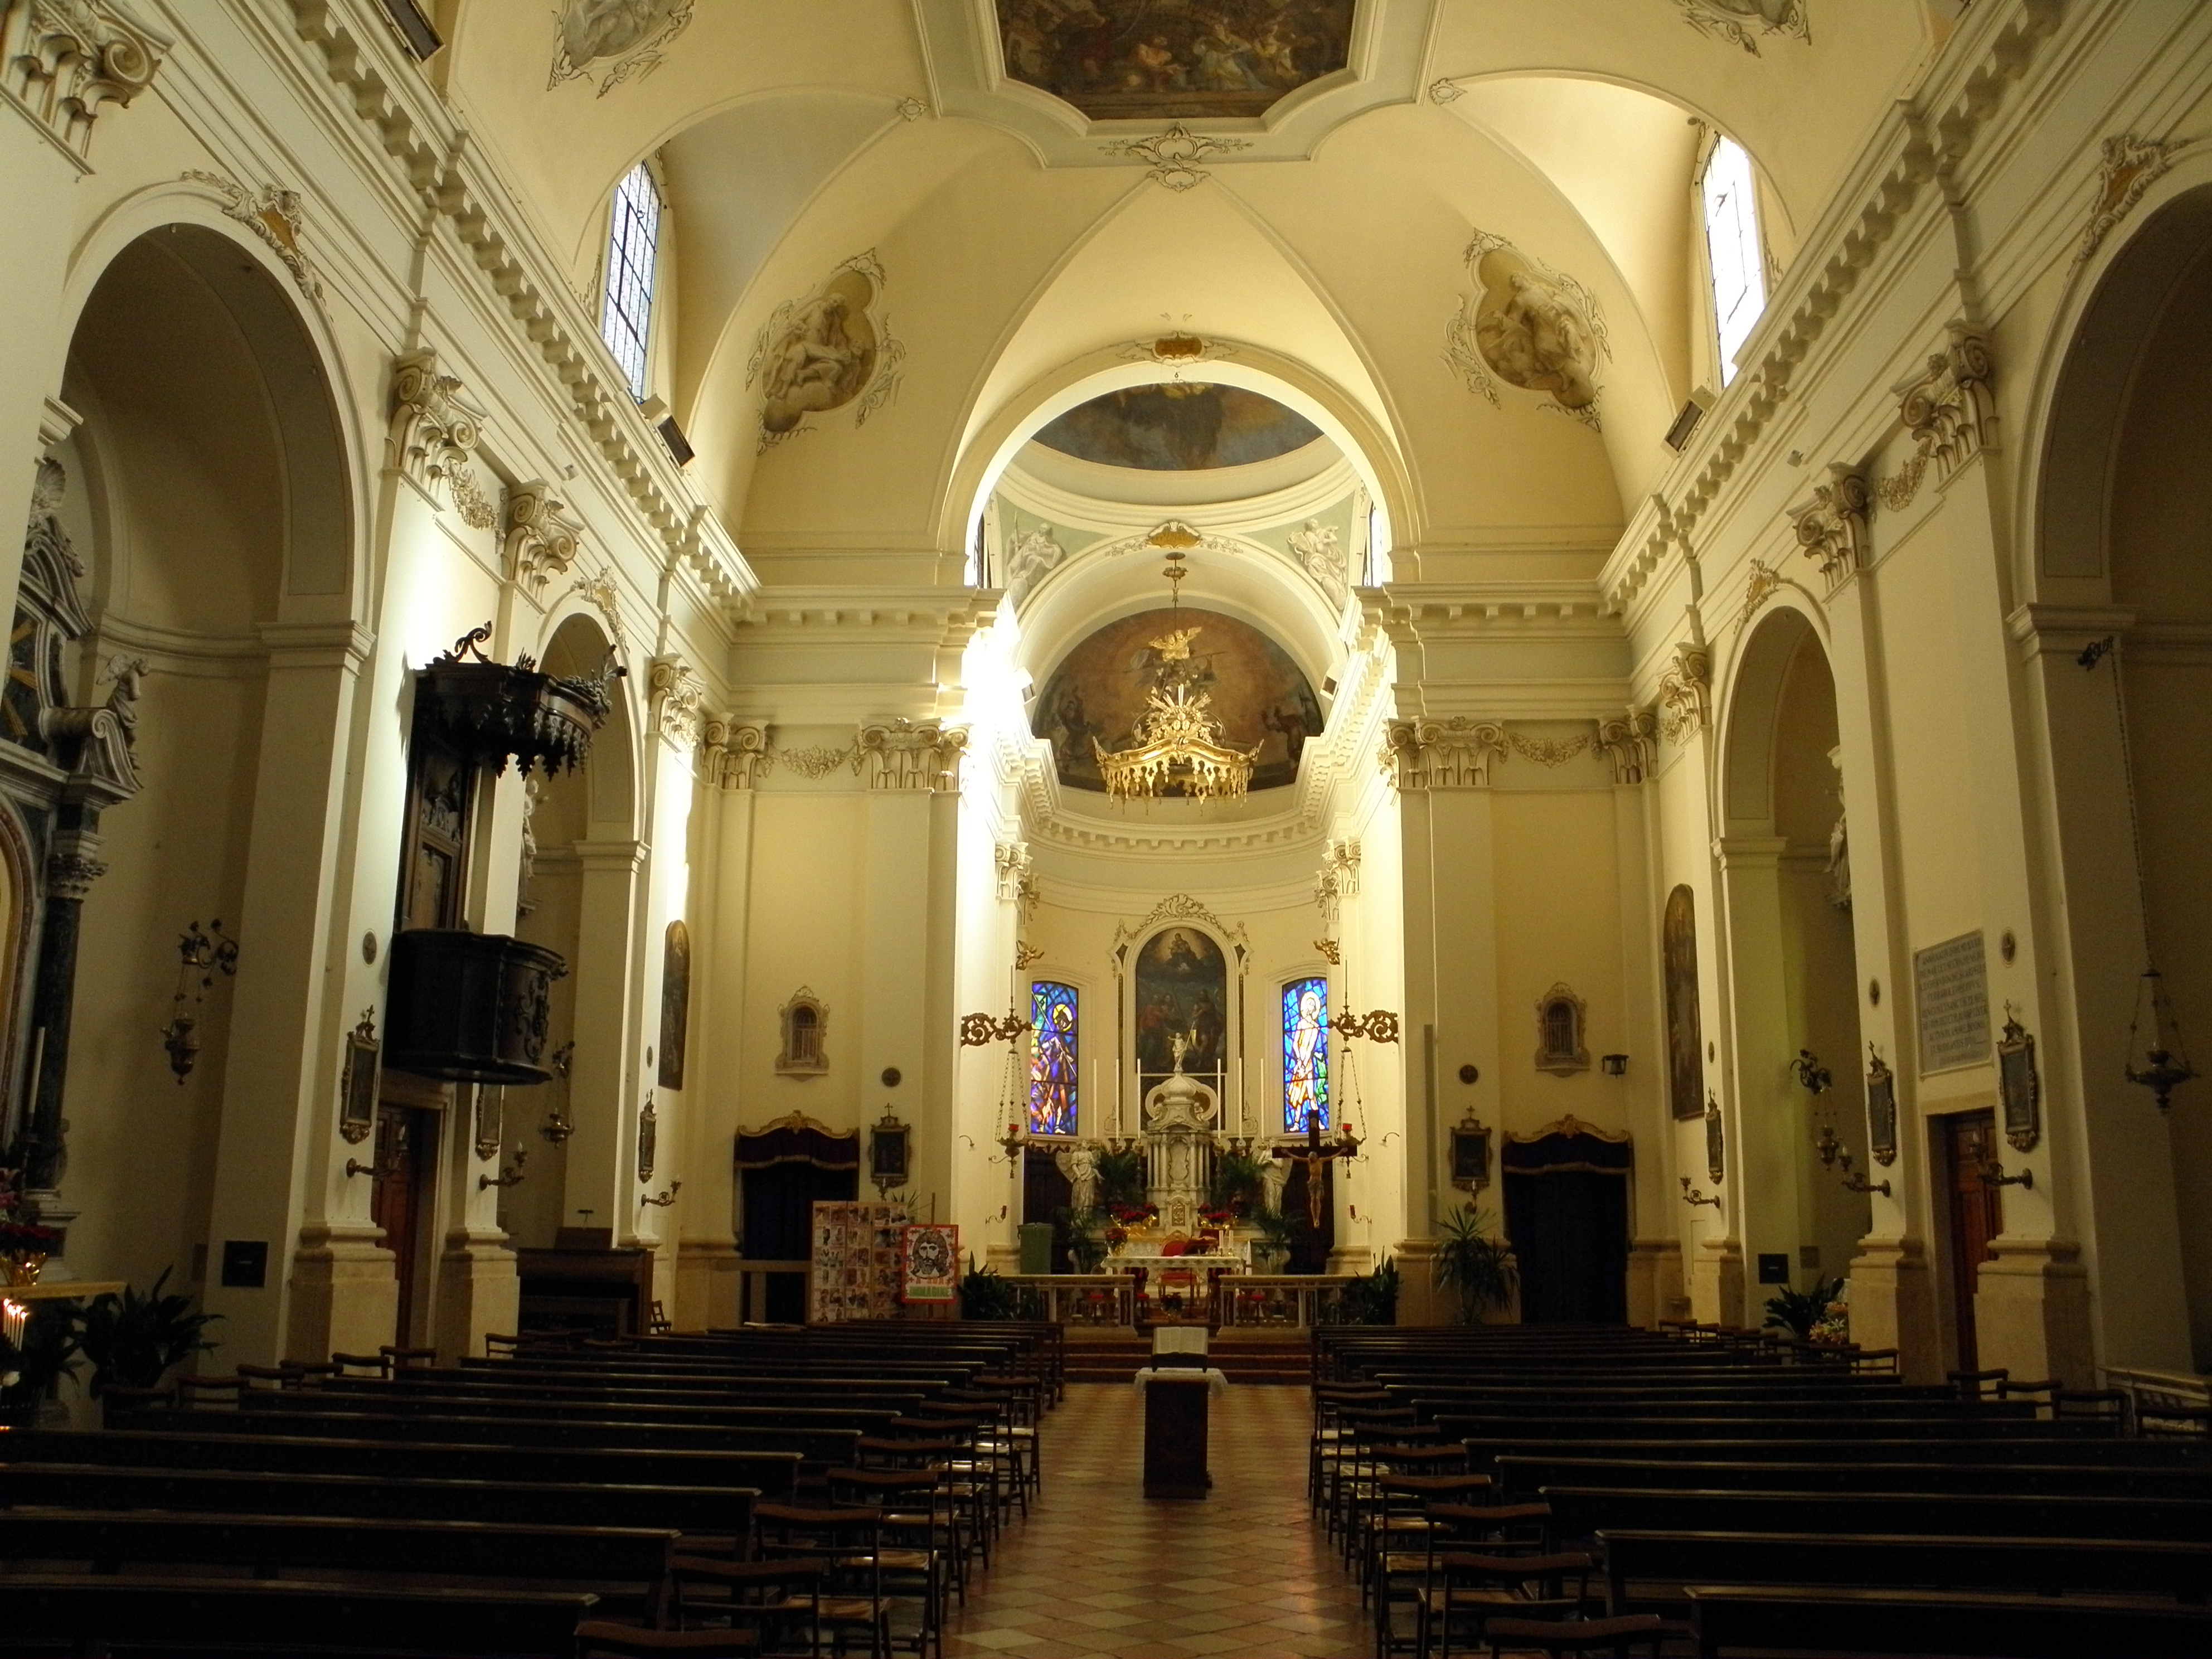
600;162;662;399
1701;136;1765;387
1027;981;1078;1135
1283;977;1330;1133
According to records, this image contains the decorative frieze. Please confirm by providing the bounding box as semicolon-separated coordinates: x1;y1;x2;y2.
505;482;583;594
1598;709;1659;783
857;719;967;791
1380;716;1507;789
647;657;705;748
387;349;494;527
1;0;167;163
1789;464;1870;586
1878;323;1996;508
1655;644;1711;743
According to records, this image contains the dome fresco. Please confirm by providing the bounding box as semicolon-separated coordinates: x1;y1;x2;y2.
1032;606;1323;793
1031;384;1325;472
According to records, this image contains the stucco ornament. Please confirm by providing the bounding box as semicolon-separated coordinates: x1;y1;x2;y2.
1098;124;1251;191
1289;518;1347;604
0;0;169;162
1675;0;1809;55
1451;231;1609;430
1003;525;1066;607
747;253;905;452
548;0;692;95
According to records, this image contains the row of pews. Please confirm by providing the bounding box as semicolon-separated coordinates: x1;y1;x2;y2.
1312;1324;2212;1659
0;1319;1060;1656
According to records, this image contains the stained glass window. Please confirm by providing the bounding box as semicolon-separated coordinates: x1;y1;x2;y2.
1028;981;1079;1136
600;163;661;399
1283;977;1329;1133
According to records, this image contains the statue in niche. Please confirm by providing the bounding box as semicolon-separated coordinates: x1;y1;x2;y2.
1289;517;1347;602
1825;745;1852;913
1059;1141;1099;1215
1003;524;1066;607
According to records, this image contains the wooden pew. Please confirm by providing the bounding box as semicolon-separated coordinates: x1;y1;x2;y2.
1467;1434;2212;1473
0;1462;758;1539
0;1509;676;1621
1685;1584;2212;1658
0;1575;596;1657
0;1428;802;1499
1496;1453;2212;1501
1596;1529;2212;1614
1541;1484;2212;1543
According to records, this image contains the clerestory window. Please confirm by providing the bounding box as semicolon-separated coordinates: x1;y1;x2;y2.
600;163;662;399
1701;136;1765;387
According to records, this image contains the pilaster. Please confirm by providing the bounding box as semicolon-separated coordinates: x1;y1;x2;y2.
1689;1234;1744;1327
1976;1236;2095;1389
674;1238;741;1332
1846;1234;1941;1382
1392;1237;1444;1326
286;1223;397;1365
1627;1236;1684;1328
433;1225;520;1364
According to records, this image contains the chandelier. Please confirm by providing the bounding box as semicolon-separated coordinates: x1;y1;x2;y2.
1092;550;1258;806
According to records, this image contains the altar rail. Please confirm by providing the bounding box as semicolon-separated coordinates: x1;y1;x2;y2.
997;1273;1357;1329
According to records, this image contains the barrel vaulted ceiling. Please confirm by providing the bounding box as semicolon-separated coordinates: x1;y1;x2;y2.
433;0;1939;576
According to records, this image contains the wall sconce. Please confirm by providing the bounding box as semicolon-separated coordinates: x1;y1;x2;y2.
345;1157;384;1180
479;1146;527;1192
1811;1104;1891;1198
640;1181;682;1209
162;919;240;1083
1601;1054;1628;1077
1678;1175;1721;1210
1979;1160;2032;1191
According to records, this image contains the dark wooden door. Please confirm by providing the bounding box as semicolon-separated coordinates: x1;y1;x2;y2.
1503;1171;1629;1324
370;1106;436;1345
1943;1108;2004;1370
1022;1147;1074;1273
740;1162;858;1323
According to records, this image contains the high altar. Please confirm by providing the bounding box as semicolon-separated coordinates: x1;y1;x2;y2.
1113;1038;1249;1275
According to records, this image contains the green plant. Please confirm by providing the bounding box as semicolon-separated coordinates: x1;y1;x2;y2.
1763;1275;1845;1341
1207;1150;1265;1215
1330;1258;1400;1326
957;1260;1021;1321
1095;1147;1146;1209
1434;1205;1519;1325
1246;1205;1304;1262
75;1267;219;1396
1055;1205;1109;1274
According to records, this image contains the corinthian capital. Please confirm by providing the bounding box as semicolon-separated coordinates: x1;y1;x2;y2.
1;0;168;164
1789;464;1870;586
648;657;706;749
1380;715;1506;789
386;348;493;526
857;719;967;791
505;482;582;594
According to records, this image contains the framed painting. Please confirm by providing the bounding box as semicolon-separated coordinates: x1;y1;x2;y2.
339;1011;379;1144
1704;1093;1725;1184
1664;886;1705;1119
1998;1011;2040;1153
1866;1046;1899;1167
870;1110;910;1194
1449;1115;1492;1191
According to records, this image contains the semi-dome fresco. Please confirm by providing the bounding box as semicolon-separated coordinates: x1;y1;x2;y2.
996;0;1356;121
1032;383;1323;471
1032;607;1323;794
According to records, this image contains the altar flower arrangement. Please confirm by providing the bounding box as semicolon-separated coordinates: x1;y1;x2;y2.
1107;1199;1158;1229
0;1166;59;1286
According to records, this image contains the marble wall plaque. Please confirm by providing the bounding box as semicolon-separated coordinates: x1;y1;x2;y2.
1915;930;1991;1073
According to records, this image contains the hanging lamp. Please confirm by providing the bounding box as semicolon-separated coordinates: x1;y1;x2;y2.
1092;549;1259;806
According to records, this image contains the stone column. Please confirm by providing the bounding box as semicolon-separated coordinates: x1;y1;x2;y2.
562;838;644;1243
18;838;106;1230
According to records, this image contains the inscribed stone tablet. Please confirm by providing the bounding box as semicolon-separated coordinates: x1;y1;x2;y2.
1915;930;1991;1073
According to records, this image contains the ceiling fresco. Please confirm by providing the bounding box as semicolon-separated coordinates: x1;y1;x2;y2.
996;0;1357;122
1031;383;1323;470
1032;605;1323;793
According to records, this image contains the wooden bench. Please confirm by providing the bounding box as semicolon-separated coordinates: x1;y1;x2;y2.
1540;1484;2212;1543
1685;1584;2212;1658
0;1575;596;1657
1495;1453;2212;1501
1596;1529;2212;1613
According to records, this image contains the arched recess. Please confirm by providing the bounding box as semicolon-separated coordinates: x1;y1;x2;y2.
2029;179;2212;1372
506;610;640;1251
24;219;352;1302
1717;604;1868;1305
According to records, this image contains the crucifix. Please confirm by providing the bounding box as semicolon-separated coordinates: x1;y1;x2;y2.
1272;1113;1362;1230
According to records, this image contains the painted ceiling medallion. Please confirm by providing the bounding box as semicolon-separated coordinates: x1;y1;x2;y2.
1033;383;1320;470
746;252;906;453
998;0;1354;121
1444;229;1610;431
1674;0;1809;55
549;0;693;95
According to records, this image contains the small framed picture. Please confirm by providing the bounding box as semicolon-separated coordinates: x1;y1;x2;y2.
1998;1011;2040;1153
1704;1093;1725;1184
1449;1116;1491;1191
870;1111;910;1194
1866;1046;1898;1167
339;1011;380;1144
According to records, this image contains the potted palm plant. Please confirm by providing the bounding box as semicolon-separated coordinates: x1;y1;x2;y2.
77;1267;221;1399
1434;1204;1518;1325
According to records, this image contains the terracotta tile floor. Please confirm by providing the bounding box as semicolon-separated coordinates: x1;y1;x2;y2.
944;1382;1369;1659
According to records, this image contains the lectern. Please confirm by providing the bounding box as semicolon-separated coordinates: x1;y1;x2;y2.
1136;1362;1225;1500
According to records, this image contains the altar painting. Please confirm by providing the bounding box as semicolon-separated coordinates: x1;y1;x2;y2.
1135;926;1228;1102
996;0;1356;122
1664;885;1704;1120
1027;980;1079;1136
1032;607;1322;794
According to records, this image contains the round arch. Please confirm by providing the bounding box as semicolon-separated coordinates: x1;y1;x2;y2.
1718;598;1833;832
61;186;365;619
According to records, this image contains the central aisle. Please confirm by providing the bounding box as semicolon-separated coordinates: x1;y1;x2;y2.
944;1381;1367;1658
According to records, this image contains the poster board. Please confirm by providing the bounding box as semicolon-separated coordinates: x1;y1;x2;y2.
901;1223;959;1304
808;1200;910;1323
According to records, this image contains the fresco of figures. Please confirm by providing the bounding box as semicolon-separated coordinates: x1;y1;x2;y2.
997;0;1356;120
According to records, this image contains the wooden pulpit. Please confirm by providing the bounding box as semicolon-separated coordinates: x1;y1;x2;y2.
1138;1365;1224;1500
